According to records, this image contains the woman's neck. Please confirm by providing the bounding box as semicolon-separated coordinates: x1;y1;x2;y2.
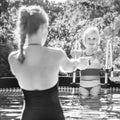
27;35;44;46
28;43;42;46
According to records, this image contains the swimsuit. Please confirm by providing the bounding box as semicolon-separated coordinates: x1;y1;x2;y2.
81;69;100;76
21;84;65;120
80;50;101;89
80;68;101;88
80;86;93;92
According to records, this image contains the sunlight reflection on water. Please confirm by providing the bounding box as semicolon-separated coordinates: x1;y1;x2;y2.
0;89;120;120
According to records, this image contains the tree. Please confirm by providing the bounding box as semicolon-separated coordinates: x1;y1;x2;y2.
1;0;120;77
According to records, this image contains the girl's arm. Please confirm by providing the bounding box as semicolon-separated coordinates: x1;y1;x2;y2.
59;49;88;72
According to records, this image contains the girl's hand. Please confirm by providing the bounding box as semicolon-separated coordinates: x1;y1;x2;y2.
71;50;77;58
77;57;90;70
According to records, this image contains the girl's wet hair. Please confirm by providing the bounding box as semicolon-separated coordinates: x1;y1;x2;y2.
82;27;100;48
15;5;49;63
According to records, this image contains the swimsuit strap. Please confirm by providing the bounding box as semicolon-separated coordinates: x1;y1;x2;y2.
28;43;42;46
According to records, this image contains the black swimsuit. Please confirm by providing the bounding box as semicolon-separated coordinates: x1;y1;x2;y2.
21;84;65;120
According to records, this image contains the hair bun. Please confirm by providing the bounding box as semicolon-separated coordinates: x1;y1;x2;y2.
19;6;30;22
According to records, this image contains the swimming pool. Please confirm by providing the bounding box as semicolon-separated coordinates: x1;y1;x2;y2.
0;87;120;120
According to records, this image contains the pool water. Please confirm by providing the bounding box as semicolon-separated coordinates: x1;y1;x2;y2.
0;88;120;120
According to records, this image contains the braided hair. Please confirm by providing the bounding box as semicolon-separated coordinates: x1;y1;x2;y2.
17;33;26;63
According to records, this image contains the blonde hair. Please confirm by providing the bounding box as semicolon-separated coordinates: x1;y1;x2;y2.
16;5;49;63
82;27;100;48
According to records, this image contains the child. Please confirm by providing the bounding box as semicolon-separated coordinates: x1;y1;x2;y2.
71;26;102;99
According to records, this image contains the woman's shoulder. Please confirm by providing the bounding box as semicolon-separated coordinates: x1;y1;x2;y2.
46;47;65;60
8;50;21;75
8;50;19;58
48;47;64;54
8;50;19;64
48;46;61;50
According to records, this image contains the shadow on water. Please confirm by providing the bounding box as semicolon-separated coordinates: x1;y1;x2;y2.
0;89;120;120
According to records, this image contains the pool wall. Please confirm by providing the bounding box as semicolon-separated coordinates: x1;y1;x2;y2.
0;77;119;88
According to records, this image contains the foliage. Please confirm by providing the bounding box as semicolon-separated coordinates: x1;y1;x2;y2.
0;0;120;77
0;45;12;77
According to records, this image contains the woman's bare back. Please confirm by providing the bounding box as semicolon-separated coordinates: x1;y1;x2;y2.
8;46;63;90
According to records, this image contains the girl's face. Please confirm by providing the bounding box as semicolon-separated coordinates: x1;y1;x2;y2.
85;32;99;49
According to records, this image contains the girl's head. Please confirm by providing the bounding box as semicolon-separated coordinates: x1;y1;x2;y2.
15;5;49;63
82;27;100;49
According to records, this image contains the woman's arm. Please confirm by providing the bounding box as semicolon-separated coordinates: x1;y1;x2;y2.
59;49;88;73
59;49;78;73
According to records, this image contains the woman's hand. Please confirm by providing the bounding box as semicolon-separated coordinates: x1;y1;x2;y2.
70;50;83;59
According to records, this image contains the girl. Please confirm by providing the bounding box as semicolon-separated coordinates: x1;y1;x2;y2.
71;27;102;99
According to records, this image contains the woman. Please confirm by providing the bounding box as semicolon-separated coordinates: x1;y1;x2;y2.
8;5;86;120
